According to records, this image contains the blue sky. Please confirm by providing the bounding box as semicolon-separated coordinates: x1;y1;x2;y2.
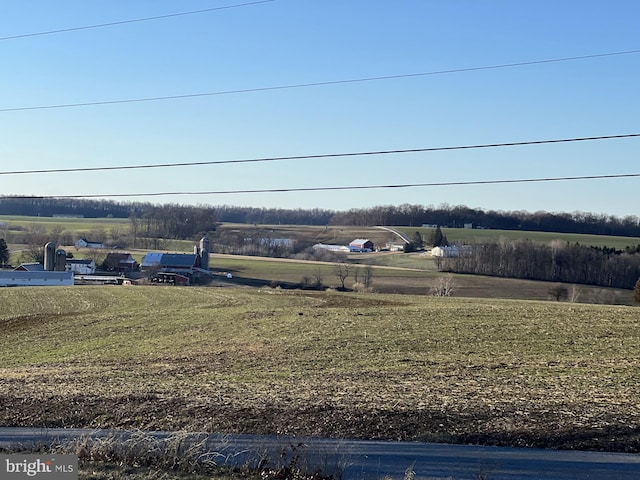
1;1;639;217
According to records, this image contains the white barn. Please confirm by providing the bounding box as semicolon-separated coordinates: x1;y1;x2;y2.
313;243;350;252
430;245;471;257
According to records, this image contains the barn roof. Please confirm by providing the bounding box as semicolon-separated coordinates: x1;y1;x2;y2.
350;238;373;246
105;252;136;263
66;259;94;265
141;252;164;267
14;263;44;272
160;253;198;267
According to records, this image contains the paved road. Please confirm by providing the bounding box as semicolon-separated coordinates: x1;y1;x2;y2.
1;428;639;479
376;226;411;244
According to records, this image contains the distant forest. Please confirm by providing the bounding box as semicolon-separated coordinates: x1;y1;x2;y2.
1;196;639;238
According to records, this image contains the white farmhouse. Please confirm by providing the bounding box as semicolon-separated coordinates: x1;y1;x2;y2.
65;259;97;275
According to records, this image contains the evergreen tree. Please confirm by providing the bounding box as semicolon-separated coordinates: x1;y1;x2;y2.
428;226;448;247
0;238;9;266
411;231;423;250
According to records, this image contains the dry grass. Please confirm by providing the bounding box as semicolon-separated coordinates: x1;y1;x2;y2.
1;286;639;453
2;431;299;480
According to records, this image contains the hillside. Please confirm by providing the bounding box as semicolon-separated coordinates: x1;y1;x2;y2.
214;223;640;250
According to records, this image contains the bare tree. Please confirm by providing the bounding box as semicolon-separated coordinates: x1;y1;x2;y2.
431;274;457;297
49;226;66;246
362;265;374;289
568;284;581;303
334;262;352;290
548;284;568;301
313;267;324;289
20;226;48;264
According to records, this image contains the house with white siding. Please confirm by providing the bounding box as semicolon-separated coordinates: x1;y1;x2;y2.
65;259;96;275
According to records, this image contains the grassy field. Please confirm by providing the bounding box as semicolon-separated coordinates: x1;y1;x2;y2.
397;226;640;250
207;252;634;304
1;286;639;453
0;215;130;234
2;216;636;303
3;215;639;249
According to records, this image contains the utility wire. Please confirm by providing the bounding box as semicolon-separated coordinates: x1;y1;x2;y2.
2;49;639;113
0;1;276;41
6;172;640;200
0;133;638;176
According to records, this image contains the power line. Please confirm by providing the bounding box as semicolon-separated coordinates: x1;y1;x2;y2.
2;49;639;113
1;133;638;176
5;172;639;200
0;1;276;41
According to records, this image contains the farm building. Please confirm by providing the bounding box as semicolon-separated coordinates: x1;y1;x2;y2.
349;239;374;252
430;245;472;257
65;259;96;275
75;238;105;249
104;252;139;272
140;252;163;269
141;253;200;273
0;271;74;287
313;243;350;252
384;242;406;252
156;253;200;273
151;272;190;285
13;263;44;272
140;236;210;284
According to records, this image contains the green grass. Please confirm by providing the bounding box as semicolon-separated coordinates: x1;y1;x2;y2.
0;215;130;234
3;215;639;250
397;226;640;249
1;286;639;451
208;253;633;303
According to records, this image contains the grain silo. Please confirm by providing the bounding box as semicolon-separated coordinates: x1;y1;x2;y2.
55;249;67;272
199;236;210;270
44;242;56;271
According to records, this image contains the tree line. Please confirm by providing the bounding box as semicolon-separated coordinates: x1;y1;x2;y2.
330;204;640;237
2;196;639;238
437;239;640;289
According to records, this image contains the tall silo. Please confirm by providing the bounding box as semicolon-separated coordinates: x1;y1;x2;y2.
199;236;210;270
55;249;67;272
44;242;56;271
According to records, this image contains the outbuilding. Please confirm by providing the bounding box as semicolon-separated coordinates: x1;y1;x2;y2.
0;271;74;287
104;252;139;272
349;239;374;252
75;238;105;249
